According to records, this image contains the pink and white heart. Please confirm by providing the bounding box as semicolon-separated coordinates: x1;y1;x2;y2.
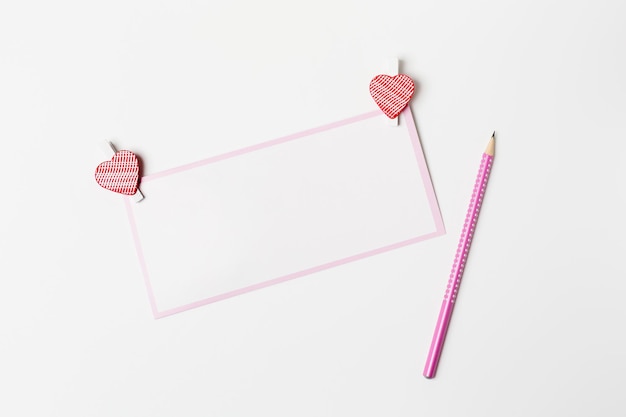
369;74;415;119
94;150;139;195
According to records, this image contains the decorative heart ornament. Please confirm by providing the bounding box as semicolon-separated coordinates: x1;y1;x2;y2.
369;74;415;119
95;150;139;195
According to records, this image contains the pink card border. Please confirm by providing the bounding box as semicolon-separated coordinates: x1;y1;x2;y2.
125;107;445;318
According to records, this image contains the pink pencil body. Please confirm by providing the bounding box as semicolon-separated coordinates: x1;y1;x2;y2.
423;136;495;378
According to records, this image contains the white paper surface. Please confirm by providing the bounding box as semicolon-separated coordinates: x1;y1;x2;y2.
128;110;443;315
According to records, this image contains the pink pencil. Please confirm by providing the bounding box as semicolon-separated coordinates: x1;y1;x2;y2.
423;133;495;378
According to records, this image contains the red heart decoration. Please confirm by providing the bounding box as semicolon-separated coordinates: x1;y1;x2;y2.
95;150;139;195
369;74;415;119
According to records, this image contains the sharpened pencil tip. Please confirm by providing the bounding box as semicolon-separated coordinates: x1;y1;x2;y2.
485;133;495;156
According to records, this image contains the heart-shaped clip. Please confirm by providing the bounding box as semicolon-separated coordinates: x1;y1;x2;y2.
95;141;144;202
369;74;415;119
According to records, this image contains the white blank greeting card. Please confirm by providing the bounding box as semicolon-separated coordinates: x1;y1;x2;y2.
125;107;444;318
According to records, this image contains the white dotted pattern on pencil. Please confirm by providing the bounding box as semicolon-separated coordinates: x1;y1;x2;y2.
444;153;493;304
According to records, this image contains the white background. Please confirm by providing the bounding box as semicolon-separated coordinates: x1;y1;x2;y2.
1;0;625;416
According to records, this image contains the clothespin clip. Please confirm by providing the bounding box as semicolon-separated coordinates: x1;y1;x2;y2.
369;57;415;126
95;140;144;202
387;57;400;126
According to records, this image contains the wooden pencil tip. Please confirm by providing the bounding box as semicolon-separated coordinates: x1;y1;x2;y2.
485;133;495;156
